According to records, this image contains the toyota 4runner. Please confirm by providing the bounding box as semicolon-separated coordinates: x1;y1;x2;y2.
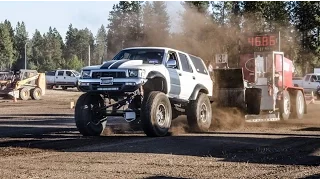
76;47;213;137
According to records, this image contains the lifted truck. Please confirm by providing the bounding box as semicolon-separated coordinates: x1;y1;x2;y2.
76;47;213;137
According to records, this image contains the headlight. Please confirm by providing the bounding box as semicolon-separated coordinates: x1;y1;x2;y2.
81;70;91;78
128;69;139;77
128;69;145;77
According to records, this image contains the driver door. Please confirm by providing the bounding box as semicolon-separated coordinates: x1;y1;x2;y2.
166;51;182;98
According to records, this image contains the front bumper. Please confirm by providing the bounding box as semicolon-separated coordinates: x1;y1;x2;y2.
77;78;147;93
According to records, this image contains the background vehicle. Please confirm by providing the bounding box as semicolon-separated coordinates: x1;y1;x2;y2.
45;69;80;90
211;33;307;122
76;47;213;137
292;73;320;94
0;69;46;100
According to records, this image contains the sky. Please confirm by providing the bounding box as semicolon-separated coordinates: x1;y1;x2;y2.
0;1;183;41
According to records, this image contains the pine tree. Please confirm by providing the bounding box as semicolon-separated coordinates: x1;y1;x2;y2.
0;23;14;70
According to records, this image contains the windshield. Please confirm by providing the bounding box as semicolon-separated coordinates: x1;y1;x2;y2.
112;49;165;64
72;70;80;76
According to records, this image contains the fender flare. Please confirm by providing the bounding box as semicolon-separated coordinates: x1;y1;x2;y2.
189;84;209;101
146;71;166;80
145;71;168;93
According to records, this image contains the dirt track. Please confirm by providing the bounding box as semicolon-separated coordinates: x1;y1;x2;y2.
0;89;319;179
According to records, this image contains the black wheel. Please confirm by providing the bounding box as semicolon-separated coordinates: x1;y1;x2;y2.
290;90;305;119
141;91;172;137
30;87;42;100
62;86;68;90
19;88;30;100
75;93;106;136
279;90;291;120
187;92;212;132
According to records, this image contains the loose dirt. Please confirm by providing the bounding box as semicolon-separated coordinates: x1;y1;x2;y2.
0;89;319;179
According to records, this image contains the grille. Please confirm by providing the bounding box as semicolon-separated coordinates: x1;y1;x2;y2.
92;71;126;79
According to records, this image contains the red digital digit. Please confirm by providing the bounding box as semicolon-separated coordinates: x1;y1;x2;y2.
248;37;254;46
270;35;276;46
255;36;261;46
262;36;268;46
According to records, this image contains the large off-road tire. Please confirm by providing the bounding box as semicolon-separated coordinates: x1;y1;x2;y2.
141;91;172;137
30;87;42;100
279;90;291;120
75;93;106;136
19;88;30;100
290;90;305;119
187;92;212;132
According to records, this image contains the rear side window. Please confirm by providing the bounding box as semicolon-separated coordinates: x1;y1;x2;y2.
178;53;193;73
45;71;55;76
57;71;64;76
189;55;208;75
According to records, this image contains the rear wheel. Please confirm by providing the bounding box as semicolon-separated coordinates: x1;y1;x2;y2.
141;91;172;137
187;92;212;132
30;87;42;100
290;90;305;119
280;90;291;120
19;88;30;100
62;86;68;90
75;93;106;136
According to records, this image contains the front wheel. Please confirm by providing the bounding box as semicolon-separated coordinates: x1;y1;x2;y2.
187;92;212;132
30;87;42;100
75;93;106;136
279;90;291;120
141;91;172;137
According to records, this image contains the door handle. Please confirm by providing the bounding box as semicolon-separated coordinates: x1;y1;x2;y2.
64;77;66;79
178;73;182;76
192;76;195;80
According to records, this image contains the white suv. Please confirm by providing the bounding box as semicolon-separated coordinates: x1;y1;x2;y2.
75;47;213;137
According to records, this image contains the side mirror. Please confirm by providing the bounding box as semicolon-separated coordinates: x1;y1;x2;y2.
166;59;177;69
71;74;75;77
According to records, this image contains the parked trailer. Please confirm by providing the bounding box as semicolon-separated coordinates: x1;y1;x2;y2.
212;51;307;122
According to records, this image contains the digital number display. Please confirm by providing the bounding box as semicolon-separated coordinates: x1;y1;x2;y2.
240;33;279;53
247;35;277;47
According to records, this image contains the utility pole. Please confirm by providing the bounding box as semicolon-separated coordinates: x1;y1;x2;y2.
24;42;28;70
88;45;91;66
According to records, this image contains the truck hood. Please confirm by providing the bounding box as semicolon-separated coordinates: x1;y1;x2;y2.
83;59;164;70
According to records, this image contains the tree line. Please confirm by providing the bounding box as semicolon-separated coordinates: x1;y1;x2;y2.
0;1;319;75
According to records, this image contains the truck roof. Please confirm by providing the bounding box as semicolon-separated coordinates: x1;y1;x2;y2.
122;47;203;60
305;73;320;75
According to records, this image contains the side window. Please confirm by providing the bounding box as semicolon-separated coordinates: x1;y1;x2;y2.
57;71;64;76
305;75;310;82
66;71;72;76
311;75;317;82
178;53;193;73
189;55;208;75
167;51;180;69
